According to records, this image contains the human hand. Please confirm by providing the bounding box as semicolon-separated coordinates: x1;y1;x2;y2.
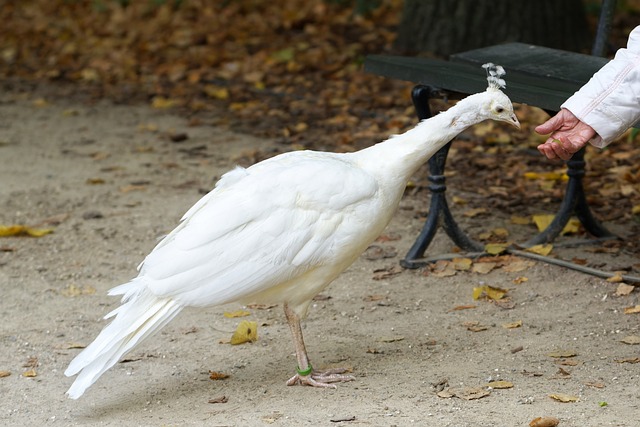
534;108;596;160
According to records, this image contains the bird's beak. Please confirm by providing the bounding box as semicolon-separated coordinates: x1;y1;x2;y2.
510;114;520;129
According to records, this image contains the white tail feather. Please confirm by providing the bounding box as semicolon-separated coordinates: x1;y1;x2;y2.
65;288;183;399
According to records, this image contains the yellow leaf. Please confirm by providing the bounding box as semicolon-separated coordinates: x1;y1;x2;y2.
0;225;54;237
32;98;48;108
492;228;509;238
485;243;508;255
526;244;553;256
0;370;10;378
632;204;640;215
624;305;640;314
203;84;229;100
59;284;96;297
524;172;567;181
472;262;496;274
452;257;473;271
512;276;528;284
230;320;258;345
561;218;581;235
485;380;514;389
606;272;624;283
151;96;177;109
532;214;554;231
502;320;522;329
473;285;508;300
510;215;531;225
223;310;250;318
22;369;37;378
549;393;579;403
463;208;488;218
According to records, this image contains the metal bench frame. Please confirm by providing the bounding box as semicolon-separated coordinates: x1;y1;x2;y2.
365;0;619;268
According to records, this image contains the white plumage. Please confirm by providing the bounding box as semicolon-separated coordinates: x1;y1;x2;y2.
65;70;519;399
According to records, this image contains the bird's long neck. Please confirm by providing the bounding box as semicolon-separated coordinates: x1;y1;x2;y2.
354;95;484;183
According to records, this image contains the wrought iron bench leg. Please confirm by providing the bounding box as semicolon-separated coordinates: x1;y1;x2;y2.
525;147;616;246
401;85;483;269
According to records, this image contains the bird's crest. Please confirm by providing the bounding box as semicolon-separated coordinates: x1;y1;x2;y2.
482;63;506;91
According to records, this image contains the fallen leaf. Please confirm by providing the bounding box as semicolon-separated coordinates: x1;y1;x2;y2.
549;393;579;403
151;96;178;109
485;243;508;255
529;416;560;427
230;320;258;345
585;381;605;388
526;244;553;256
614;283;635;296
615;357;640;364
624;305;640;314
472;262;496;274
429;260;457;278
463;321;488;332
502;320;522;329
510;215;531;225
119;184;147;193
502;259;535;273
330;416;356;423
606;272;625;283
203;84;229;100
473;285;508;300
620;335;640;345
0;370;10;378
447;387;491;400
449;304;477;311
22;369;37;377
463;207;488;218
452;257;473;271
208;371;230;380
513;276;528;284
547;350;577;358
485;380;514;389
208;395;228;404
0;225;54;237
59;284;96;297
372;265;403;280
223;310;251;318
377;336;405;343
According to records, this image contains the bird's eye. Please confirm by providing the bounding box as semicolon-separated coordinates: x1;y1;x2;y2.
496;106;504;113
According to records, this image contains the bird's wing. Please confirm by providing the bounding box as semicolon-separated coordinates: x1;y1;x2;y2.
120;152;379;307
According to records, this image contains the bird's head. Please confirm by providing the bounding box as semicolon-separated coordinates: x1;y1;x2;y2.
477;63;520;129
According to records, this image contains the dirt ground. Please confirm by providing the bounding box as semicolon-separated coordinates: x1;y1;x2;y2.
1;86;639;427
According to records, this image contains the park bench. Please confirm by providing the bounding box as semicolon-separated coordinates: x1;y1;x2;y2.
364;0;621;269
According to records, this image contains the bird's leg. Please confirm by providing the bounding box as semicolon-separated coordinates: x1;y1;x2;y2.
283;302;354;388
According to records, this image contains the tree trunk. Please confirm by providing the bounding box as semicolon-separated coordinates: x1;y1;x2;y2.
396;0;591;56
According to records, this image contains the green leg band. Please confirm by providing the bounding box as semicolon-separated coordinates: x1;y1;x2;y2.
296;363;313;376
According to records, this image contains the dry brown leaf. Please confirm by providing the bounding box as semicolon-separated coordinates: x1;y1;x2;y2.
463;207;488;218
485;380;514;389
452;257;473;271
624;305;640;314
463;321;488;332
377;336;405;343
547;350;577;358
606;272;625;283
584;381;605;388
208;395;229;404
208;371;230;380
549;393;579;403
0;370;10;378
449;387;491;400
230;320;258;345
620;335;640;345
502;320;522;329
472;262;496;274
529;416;560;427
511;215;531;225
372;265;403;280
614;283;635;296
615;357;640;364
502;259;535;273
513;276;528;284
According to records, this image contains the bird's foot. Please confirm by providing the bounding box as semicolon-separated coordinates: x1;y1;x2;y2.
286;367;354;388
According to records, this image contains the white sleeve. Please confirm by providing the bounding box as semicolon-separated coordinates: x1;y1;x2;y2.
561;26;640;148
